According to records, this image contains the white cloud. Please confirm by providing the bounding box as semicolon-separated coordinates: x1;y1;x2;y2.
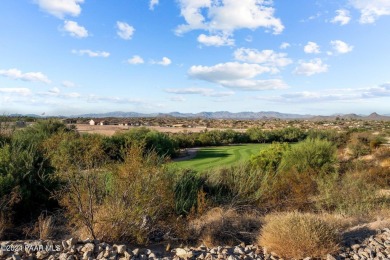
197;34;234;47
169;96;186;102
72;49;110;58
260;83;390;103
189;62;271;81
62;81;76;88
34;0;84;19
149;0;159;10
233;48;292;67
304;41;321;54
64;92;81;98
0;68;51;84
175;0;284;36
188;62;287;91
127;55;145;65
63;20;88;38
331;9;351;25
280;42;290;49
165;88;234;97
152;57;172;66
330;40;354;54
116;21;135;40
294;59;329;76
0;88;32;96
350;0;390;23
217;79;287;91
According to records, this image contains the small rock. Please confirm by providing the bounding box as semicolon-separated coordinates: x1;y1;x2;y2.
36;251;49;260
352;244;361;251
82;243;95;253
233;246;245;255
59;253;68;260
116;245;126;254
66;238;77;247
132;248;140;256
175;248;187;258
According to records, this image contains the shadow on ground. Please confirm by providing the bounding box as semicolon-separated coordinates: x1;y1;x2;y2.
342;227;377;247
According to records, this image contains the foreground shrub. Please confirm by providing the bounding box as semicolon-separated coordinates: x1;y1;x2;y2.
316;171;386;216
259;212;340;259
190;207;262;247
174;170;205;215
250;142;290;172
94;147;175;243
280;138;337;174
0;188;20;239
348;132;371;158
206;164;316;211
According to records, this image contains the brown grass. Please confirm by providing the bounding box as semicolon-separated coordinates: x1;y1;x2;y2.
258;212;340;259
37;214;54;240
189;207;262;247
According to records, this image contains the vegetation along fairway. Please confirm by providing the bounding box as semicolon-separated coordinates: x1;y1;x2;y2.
173;144;270;172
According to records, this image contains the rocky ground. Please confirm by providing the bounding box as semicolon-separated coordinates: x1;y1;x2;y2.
1;228;390;260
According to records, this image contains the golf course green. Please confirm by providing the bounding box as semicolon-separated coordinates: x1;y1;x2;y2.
173;144;269;172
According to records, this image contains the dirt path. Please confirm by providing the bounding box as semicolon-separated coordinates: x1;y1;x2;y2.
172;148;200;162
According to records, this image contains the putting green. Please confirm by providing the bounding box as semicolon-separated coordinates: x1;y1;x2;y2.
173;144;269;172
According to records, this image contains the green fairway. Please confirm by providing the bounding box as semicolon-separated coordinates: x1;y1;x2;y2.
173;144;269;172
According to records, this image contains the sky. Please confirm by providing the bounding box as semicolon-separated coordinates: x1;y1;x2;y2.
1;0;390;116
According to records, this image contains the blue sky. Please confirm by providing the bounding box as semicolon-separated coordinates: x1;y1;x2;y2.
1;0;390;116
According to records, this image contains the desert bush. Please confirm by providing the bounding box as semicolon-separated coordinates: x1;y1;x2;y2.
348;132;372;158
189;207;262;247
246;127;306;143
113;128;177;157
365;166;390;188
44;132;108;172
280;138;337;174
0;188;20;239
0;140;57;221
57;168;108;240
250;142;290;172
174;170;205;215
94;147;175;243
375;146;390;161
315;172;382;216
306;129;349;148
259;212;340;259
205;164;268;206
206;164;316;211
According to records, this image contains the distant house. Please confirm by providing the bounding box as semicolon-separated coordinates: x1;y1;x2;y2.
89;119;95;126
99;120;108;126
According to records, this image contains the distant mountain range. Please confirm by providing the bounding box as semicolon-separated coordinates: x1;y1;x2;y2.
73;111;311;119
70;111;390;120
5;111;390;120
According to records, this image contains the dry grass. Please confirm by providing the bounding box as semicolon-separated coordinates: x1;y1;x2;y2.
258;212;340;259
37;214;54;240
0;213;10;239
189;207;262;247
